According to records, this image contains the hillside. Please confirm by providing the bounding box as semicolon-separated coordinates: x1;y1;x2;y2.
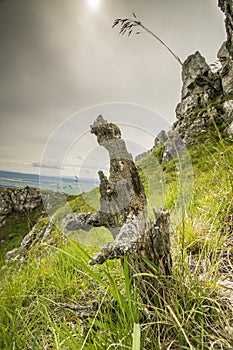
0;1;233;349
0;133;232;349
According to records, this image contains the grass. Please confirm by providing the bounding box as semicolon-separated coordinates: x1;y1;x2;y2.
0;133;232;349
0;205;44;266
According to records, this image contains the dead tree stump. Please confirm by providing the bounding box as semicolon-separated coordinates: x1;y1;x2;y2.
63;115;172;301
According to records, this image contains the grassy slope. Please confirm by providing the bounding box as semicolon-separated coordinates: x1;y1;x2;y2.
0;205;44;266
0;135;232;349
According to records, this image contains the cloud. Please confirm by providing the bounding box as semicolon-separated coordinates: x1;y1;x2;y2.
32;162;61;170
0;0;226;175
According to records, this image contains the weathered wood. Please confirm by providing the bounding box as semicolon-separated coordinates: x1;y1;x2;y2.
63;115;147;237
63;115;172;299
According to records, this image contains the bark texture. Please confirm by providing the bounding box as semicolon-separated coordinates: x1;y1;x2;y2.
63;115;172;297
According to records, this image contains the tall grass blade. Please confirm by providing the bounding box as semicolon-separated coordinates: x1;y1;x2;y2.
132;323;141;350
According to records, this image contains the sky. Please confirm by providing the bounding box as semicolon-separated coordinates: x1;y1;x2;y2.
0;0;226;177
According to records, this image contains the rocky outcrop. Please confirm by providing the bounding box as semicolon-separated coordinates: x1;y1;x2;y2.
222;100;233;137
176;51;222;120
1;187;68;265
0;187;66;228
217;0;233;95
218;0;233;56
3;216;61;267
136;1;233;163
135;150;150;162
225;121;233;137
154;130;168;148
174;0;233;144
172;51;227;146
0;187;42;227
217;42;233;95
162;130;187;162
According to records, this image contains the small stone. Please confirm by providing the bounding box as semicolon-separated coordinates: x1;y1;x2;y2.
223;100;233;121
6;248;19;261
225;121;233;137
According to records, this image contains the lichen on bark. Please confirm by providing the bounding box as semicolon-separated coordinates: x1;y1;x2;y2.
63;115;172;297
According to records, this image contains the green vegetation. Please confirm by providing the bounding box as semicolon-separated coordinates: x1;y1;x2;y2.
0;134;232;349
0;205;44;266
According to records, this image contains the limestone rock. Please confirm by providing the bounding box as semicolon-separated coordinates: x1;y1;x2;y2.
223;100;233;121
217;42;233;95
162;131;186;162
10;188;41;212
217;1;233;95
135;130;168;163
0;187;41;213
169;51;224;147
135;150;150;162
6;248;19;261
0;189;13;216
176;51;222;120
0;187;42;226
0;215;7;227
222;66;233;96
218;0;233;57
138;0;233;163
154;130;168;148
4;216;57;266
225;121;233;137
0;187;65;227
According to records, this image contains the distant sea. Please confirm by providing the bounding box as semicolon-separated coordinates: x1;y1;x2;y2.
0;170;99;195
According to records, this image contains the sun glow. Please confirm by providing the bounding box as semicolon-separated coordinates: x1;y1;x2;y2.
88;0;100;10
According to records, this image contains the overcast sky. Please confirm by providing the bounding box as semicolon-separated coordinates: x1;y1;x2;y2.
0;0;226;176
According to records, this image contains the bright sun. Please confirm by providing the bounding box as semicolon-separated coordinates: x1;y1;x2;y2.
88;0;100;10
